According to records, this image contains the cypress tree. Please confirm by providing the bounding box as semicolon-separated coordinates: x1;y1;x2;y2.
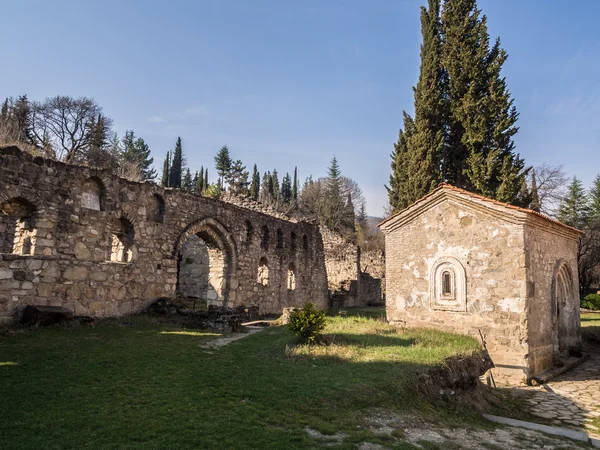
271;169;280;202
182;168;193;192
589;174;600;223
386;113;415;212
249;164;260;200
192;171;199;193
292;166;298;203
442;0;526;200
268;173;275;199
281;173;292;204
169;137;184;188
530;170;541;212
404;0;444;203
204;168;209;189
260;171;271;203
161;151;171;187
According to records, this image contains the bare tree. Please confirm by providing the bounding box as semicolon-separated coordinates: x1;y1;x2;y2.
533;163;569;216
30;96;104;162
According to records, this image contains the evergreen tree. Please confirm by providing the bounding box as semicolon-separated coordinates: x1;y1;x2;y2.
271;169;280;203
558;177;589;229
260;171;272;203
182;168;193;192
249;164;260;200
195;166;205;193
192;171;199;193
122;130;156;180
161;151;171;187
281;172;292;204
214;145;232;189
267;172;275;199
292;166;299;203
323;156;349;232
589;175;600;223
386;114;415;212
204;168;209;189
404;0;444;203
442;0;526;200
13;95;33;143
226;159;250;195
169;137;184;188
344;192;356;232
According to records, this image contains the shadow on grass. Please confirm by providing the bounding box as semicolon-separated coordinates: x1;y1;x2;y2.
322;332;416;348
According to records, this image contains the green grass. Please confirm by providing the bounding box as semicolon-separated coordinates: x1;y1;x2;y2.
581;312;600;328
0;314;481;449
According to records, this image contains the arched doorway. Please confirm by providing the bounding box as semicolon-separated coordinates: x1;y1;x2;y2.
174;218;237;308
552;261;575;365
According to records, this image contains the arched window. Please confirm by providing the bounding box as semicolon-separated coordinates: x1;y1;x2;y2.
82;177;105;211
244;220;253;243
276;228;284;249
430;257;466;311
0;197;36;255
302;234;309;251
108;218;135;263
290;232;297;251
148;194;165;223
287;264;296;291
257;257;269;286
261;226;270;250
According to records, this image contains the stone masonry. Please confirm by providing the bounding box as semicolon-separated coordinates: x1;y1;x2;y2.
0;145;328;323
379;183;582;384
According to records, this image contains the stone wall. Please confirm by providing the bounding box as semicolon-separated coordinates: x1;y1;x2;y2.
382;198;529;384
0;146;328;323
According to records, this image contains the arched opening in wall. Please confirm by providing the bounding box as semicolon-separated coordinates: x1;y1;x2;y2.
176;226;233;307
552;262;575;364
148;194;165;223
290;232;297;251
257;257;269;286
0;197;36;255
108;218;135;262
244;220;253;243
430;257;466;311
302;234;309;251
261;226;270;250
82;177;106;211
287;263;296;291
276;228;284;249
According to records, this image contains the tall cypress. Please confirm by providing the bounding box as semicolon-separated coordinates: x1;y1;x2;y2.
281;173;292;204
405;0;444;203
249;164;260;200
442;0;526;200
204;168;209;189
386;113;415;212
169;137;183;188
292;166;298;203
182;168;193;192
161;151;171;187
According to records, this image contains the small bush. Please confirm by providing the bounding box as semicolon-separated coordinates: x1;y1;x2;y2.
582;294;600;311
288;302;327;344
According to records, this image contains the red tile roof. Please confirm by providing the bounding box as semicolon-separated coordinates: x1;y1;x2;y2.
379;182;582;234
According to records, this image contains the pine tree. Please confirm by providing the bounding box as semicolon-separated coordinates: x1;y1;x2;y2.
281;172;292;204
226;159;250;195
292;166;299;203
589;174;600;223
161;151;171;187
249;164;260;200
442;0;526;200
182;168;193;192
122;130;156;180
260;171;271;204
169;137;184;188
214;145;232;189
404;0;444;203
558;177;589;229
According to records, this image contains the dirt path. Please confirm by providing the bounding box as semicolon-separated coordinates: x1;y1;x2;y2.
199;325;265;349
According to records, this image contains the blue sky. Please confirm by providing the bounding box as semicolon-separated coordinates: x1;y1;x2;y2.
2;0;599;216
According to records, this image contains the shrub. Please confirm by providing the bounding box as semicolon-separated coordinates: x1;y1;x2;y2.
581;294;600;311
288;302;327;344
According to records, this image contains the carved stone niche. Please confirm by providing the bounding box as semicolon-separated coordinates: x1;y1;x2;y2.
429;257;466;312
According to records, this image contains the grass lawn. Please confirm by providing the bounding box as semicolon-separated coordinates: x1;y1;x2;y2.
0;311;483;449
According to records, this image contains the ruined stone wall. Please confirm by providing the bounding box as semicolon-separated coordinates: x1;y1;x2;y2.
0;146;328;323
383;199;529;384
524;219;581;376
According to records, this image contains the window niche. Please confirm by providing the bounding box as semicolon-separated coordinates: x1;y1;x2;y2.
276;228;284;249
257;257;269;286
0;197;36;255
261;226;270;250
82;177;105;211
287;264;296;291
108;218;135;263
244;220;253;243
148;194;165;223
290;232;297;251
429;257;466;312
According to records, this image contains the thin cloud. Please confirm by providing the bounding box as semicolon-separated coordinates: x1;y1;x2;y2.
148;115;166;123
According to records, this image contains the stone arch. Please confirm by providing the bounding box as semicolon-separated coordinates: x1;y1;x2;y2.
174;217;238;307
82;176;106;211
0;197;37;255
148;193;165;223
551;260;576;363
429;257;467;311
